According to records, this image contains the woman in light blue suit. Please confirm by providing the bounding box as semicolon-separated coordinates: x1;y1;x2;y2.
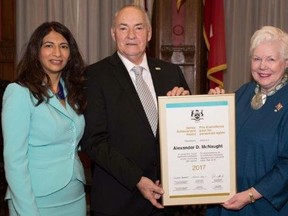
2;21;87;216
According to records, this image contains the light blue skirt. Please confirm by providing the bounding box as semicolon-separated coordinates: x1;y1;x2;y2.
7;172;86;216
8;195;86;216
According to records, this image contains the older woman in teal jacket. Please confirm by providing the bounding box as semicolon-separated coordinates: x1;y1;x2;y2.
2;21;87;216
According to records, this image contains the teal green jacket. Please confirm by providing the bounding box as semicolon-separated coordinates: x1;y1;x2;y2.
2;82;85;215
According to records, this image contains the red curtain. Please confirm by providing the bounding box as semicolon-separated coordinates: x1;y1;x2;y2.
204;0;227;89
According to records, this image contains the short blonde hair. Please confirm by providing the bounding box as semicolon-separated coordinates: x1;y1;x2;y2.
249;26;288;59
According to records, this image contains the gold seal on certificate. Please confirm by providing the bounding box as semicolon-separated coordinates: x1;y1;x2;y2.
158;94;236;206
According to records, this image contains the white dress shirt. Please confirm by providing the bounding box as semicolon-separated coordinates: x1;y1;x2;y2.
117;52;158;108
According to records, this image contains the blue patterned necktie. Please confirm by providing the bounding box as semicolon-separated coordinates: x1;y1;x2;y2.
132;66;158;136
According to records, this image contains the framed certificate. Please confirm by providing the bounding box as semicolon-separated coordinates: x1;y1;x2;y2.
158;94;236;206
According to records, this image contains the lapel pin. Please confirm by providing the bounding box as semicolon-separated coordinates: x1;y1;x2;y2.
274;102;283;112
155;67;161;71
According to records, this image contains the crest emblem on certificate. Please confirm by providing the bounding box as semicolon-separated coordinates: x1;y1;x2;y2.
191;109;204;121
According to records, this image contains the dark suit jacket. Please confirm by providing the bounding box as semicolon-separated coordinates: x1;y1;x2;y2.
81;52;189;216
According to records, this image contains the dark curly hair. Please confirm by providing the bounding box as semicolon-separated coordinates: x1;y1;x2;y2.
16;21;86;114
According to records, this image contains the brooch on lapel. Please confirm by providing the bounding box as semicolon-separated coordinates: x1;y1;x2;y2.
274;102;283;112
155;67;161;71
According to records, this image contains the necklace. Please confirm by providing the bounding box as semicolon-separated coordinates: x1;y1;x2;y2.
55;82;65;100
251;73;288;110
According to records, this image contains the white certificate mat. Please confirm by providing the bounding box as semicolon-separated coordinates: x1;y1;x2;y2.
158;94;236;206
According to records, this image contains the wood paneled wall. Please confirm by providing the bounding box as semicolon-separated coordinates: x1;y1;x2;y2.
0;0;16;82
0;1;15;214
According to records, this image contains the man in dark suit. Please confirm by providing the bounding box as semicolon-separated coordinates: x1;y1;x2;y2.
81;4;190;216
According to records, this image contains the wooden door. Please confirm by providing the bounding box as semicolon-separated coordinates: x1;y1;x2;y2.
0;0;16;81
150;0;207;94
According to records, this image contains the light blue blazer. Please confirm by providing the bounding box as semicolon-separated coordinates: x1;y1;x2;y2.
2;82;85;215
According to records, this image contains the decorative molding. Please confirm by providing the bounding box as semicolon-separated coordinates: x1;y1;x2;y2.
161;45;195;64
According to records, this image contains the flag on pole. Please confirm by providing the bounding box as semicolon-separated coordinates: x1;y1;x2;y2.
176;0;184;12
203;0;227;88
